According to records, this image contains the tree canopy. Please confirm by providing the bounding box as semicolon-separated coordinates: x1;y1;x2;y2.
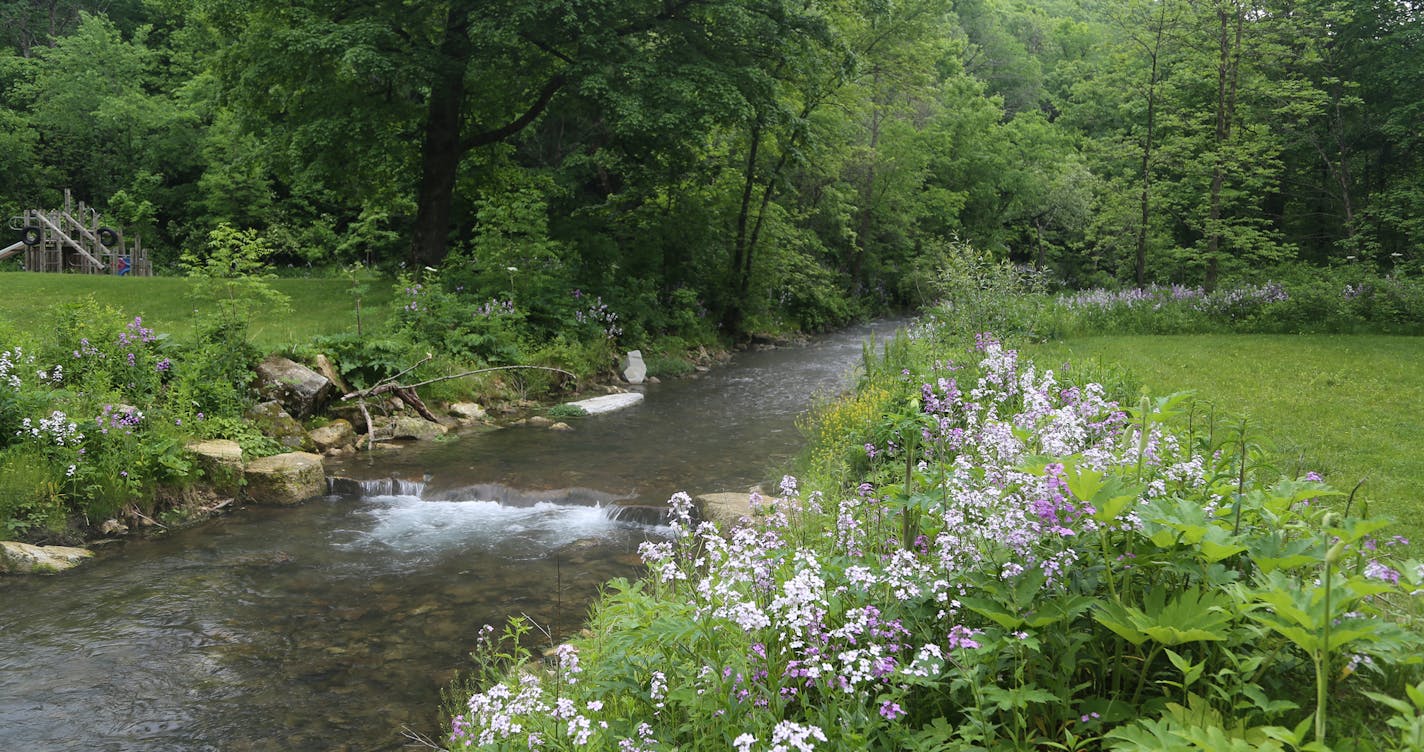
2;0;1420;335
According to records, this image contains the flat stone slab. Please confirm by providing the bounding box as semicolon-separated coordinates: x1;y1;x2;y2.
696;492;755;531
0;541;94;575
564;392;644;415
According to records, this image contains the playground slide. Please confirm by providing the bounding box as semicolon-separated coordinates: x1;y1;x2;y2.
0;240;24;261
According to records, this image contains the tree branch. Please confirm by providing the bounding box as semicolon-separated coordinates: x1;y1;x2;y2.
462;74;568;151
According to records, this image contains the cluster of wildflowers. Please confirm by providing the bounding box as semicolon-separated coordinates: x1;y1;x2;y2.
57;314;170;399
573;294;623;340
17;410;84;446
449;331;1424;750
474;298;517;318
1;346;32;390
403;281;426;312
1056;282;1288;314
96;404;145;436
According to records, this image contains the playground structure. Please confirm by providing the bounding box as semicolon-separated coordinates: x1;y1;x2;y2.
2;190;151;276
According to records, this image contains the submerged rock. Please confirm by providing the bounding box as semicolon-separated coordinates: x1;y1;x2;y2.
0;541;94;575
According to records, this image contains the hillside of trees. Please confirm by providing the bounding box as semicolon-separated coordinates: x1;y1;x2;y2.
2;0;1419;335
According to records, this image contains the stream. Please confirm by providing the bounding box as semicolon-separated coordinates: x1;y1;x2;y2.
0;320;902;751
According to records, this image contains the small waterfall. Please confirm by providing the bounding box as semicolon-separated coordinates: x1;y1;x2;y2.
600;503;672;527
327;475;427;498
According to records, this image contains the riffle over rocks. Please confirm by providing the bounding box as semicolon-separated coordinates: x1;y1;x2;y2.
243;452;325;505
0;541;94;574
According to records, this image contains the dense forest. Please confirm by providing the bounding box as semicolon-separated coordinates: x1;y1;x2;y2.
1;0;1420;335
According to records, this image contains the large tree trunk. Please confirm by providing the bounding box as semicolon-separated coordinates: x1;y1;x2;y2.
409;9;473;269
723;120;764;333
1204;2;1241;291
1134;3;1170;288
853;67;885;287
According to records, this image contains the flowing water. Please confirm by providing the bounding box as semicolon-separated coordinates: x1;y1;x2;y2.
0;320;902;751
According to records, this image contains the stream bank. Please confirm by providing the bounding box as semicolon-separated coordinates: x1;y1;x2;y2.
0;319;902;751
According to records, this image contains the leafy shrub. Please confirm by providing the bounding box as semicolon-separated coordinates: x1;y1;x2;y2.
546;403;587;419
395;270;526;364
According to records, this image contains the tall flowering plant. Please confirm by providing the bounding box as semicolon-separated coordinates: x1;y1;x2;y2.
447;334;1423;751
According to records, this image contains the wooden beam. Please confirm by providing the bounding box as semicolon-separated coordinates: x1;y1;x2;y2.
60;211;117;258
33;213;107;271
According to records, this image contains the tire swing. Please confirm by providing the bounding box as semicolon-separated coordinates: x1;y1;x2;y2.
97;227;120;246
21;227;41;246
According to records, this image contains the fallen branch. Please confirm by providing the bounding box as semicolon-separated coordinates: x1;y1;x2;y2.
340;360;576;450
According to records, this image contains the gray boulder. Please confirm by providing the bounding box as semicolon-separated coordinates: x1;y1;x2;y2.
245;401;315;452
621;350;647;384
448;402;487;422
243;452;325;505
379;415;448;441
255;356;333;420
0;541;93;574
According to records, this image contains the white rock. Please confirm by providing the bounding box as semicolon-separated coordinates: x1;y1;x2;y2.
564;392;644;415
621;350;647;384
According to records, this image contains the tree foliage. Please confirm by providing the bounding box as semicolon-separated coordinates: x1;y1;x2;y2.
0;0;1420;336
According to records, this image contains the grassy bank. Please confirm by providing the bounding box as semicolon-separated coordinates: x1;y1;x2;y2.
0;273;395;351
1023;335;1424;555
440;321;1424;751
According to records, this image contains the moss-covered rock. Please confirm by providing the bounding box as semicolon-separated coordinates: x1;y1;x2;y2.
0;541;94;575
243;452;325;505
245;401;315;452
309;419;356;453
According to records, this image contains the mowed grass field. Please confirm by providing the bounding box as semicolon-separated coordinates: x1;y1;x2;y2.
1025;335;1424;553
0;273;395;351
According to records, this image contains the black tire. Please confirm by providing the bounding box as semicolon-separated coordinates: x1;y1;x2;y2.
97;227;120;246
21;227;41;246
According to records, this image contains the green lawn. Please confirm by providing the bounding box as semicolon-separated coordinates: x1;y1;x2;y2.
1024;334;1424;553
0;273;394;351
